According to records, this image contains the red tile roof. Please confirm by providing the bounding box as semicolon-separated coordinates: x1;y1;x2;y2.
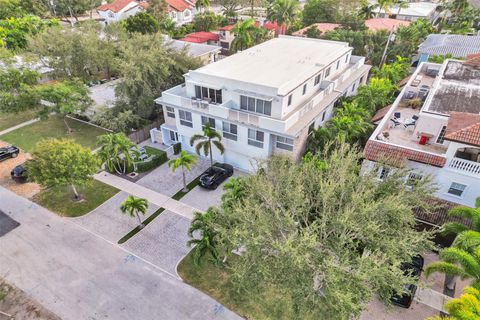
166;0;192;12
219;25;235;31
444;112;480;147
364;140;447;167
263;21;279;31
364;18;410;32
292;23;341;36
413;197;472;228
97;0;148;12
180;32;219;43
371;104;392;123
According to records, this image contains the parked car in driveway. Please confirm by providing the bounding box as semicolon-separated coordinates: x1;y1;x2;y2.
391;255;424;308
199;163;234;189
0;145;19;162
11;164;28;183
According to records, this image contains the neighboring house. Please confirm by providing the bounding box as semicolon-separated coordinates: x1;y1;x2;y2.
293;19;410;37
415;33;480;64
96;0;149;25
372;2;439;22
153;36;370;172
166;0;195;25
292;23;342;37
180;32;220;46
164;36;221;64
0;56;54;83
363;56;480;207
218;21;279;52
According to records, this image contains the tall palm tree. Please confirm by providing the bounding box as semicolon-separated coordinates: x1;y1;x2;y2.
195;0;210;13
187;208;220;265
392;0;409;17
221;177;246;212
120;195;148;228
267;0;300;35
168;150;197;192
231;18;256;53
428;286;480;320
359;0;379;19
443;198;480;235
97;133;139;174
190;124;225;167
376;0;394;16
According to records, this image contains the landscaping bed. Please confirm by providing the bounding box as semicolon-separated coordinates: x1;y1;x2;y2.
114;146;169;182
32;180;119;217
0;115;108;152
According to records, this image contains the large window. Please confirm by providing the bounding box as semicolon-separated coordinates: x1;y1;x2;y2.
222;122;237;140
240;95;272;116
179;110;193;127
436;126;447;144
448;182;466;197
378;167;390;180
195;85;222;104
168;130;178;142
201;116;215;129
248;129;264;148
165;106;175;118
406;172;423;187
276;135;294;151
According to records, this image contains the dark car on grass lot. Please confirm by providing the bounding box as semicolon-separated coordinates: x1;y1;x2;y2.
391;255;424;308
199;163;234;190
11;165;28;183
0;145;19;162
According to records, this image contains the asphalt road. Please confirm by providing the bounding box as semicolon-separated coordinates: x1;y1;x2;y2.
0;186;240;320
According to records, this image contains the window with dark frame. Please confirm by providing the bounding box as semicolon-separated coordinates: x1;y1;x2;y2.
276;135;294;151
165;106;175;118
179;110;193;127
194;85;222;104
240;95;272;116
436;126;447;144
248;129;264;148
448;182;466;197
222;122;237;140
314;73;321;85
378;167;390;180
201;116;215;129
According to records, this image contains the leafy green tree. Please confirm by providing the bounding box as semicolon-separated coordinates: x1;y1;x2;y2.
36;80;92;132
49;0;101;21
147;0;168;20
97;132;139;175
92;108;145;134
230;18;256;52
428;286;480;320
371;55;409;84
267;0;300;34
354;77;397;113
304;25;321;38
193;11;226;31
217;0;241;18
27;138;99;199
0;65;40;113
322;28;369;57
208;143;434;318
0;15;58;50
120;195;148;228
195;0;210;12
0;0;26;18
302;0;339;25
188;208;220;265
122;12;160;34
190;123;225;167
168;150;197;192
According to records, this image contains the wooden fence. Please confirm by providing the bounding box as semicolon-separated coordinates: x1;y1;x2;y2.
128;119;163;144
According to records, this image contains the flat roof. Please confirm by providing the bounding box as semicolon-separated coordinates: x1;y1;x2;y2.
189;36;352;95
426;60;480;115
166;39;221;57
373;2;437;17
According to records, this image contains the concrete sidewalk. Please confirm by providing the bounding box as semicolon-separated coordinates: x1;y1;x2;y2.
94;171;202;219
0;118;39;136
0;186;240;320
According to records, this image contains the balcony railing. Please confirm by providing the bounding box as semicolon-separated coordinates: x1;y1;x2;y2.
448;158;480;175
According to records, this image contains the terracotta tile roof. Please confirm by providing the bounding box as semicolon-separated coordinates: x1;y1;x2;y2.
413;197;472;228
444;112;480;147
364;140;447;167
166;0;192;12
180;32;219;43
263;21;279;31
465;53;480;67
371;104;392;123
219;25;235;31
97;0;147;12
364;18;410;32
292;23;341;36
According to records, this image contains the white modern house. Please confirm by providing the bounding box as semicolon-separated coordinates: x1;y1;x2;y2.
372;2;439;22
363;55;480;207
153;36;370;172
97;0;149;25
166;0;195;25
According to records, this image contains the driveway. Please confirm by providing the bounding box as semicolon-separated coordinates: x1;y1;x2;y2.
0;186;241;320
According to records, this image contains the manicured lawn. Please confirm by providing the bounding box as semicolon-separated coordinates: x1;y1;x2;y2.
177;252;299;319
32;180;119;217
0;115;108;152
0;110;38;132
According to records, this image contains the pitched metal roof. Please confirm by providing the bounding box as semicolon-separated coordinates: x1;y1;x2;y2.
418;34;480;58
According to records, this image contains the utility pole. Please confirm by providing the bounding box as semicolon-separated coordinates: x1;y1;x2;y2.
380;28;396;67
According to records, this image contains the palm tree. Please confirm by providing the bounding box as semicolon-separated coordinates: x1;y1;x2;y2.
120;195;148;228
392;0;409;17
359;0;379;19
190;123;225;167
428;286;480;320
195;0;210;13
267;0;300;35
443;198;480;235
231;18;256;53
97;133;139;175
376;0;394;16
168;150;197;192
187;208;220;265
221;177;246;212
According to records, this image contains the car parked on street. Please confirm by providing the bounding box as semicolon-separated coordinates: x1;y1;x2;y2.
199;163;234;190
391;255;424;308
11;164;28;183
0;145;19;162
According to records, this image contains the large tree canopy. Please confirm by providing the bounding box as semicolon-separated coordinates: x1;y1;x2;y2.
208;143;435;318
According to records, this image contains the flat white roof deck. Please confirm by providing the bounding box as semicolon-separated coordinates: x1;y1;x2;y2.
189;36;352;95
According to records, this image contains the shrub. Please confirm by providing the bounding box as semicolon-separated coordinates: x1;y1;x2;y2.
173;142;182;155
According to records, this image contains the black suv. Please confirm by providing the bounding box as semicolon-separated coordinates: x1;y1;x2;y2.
11;165;28;183
391;255;424;308
199;163;234;190
0;145;19;162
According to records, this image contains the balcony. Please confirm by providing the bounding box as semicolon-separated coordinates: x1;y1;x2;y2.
448;158;480;176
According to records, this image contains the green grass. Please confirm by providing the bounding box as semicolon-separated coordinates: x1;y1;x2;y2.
117;208;165;244
0;109;38;132
0;115;108;152
172;176;201;200
178;252;298;319
32;180;119;217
